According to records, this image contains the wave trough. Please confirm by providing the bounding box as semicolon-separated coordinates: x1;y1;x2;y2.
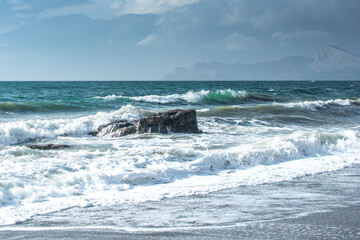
0;101;86;113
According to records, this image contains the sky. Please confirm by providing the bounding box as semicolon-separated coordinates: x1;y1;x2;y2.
0;0;359;80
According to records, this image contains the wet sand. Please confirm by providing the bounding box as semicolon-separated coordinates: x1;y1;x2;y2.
1;204;360;239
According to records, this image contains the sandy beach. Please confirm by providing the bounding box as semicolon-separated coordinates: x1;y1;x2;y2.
1;163;359;239
1;204;359;239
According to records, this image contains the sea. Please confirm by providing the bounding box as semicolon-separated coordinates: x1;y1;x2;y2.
0;81;360;237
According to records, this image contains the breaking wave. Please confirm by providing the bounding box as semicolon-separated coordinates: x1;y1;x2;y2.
0;129;359;225
199;98;359;115
0;105;143;145
95;89;249;104
282;98;356;109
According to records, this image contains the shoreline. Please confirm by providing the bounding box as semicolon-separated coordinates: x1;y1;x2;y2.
1;164;359;239
1;204;359;239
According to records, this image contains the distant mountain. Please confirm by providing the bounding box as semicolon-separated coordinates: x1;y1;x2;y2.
164;46;360;80
312;45;360;72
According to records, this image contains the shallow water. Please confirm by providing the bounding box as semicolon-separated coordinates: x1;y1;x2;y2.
1;164;359;239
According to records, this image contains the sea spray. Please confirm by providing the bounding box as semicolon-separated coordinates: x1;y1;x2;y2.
0;105;143;145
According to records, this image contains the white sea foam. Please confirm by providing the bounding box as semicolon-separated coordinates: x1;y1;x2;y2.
0;105;142;145
0;128;359;225
95;89;248;104
198;108;210;112
94;94;123;100
282;98;353;109
197;98;357;115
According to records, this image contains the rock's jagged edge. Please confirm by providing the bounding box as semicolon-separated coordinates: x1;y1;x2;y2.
89;109;202;137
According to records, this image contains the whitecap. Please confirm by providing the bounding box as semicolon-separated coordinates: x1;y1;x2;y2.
0;105;142;145
95;89;248;104
282;98;353;110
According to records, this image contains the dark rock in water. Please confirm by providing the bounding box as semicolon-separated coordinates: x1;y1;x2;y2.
137;109;201;134
27;144;70;150
97;120;137;137
90;109;202;137
87;131;98;136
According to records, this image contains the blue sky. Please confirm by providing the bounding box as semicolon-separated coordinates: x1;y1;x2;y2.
0;0;359;80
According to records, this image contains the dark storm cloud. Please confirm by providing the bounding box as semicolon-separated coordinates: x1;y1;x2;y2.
155;0;360;46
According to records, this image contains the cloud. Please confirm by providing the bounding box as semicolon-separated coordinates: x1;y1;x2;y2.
1;0;360;80
271;30;330;42
250;9;277;29
220;7;243;24
12;4;31;10
0;24;20;35
112;0;199;15
225;32;257;50
5;0;30;10
38;0;116;20
39;0;199;19
6;0;21;3
137;33;157;46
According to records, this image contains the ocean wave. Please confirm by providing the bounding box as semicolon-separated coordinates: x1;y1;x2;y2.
95;89;249;104
0;102;38;112
0;101;85;113
199;98;359;116
94;95;127;100
218;130;359;168
282;99;354;109
0;129;359;225
0;105;142;145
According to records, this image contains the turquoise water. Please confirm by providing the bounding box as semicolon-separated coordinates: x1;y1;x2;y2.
1;81;360;125
0;81;360;227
